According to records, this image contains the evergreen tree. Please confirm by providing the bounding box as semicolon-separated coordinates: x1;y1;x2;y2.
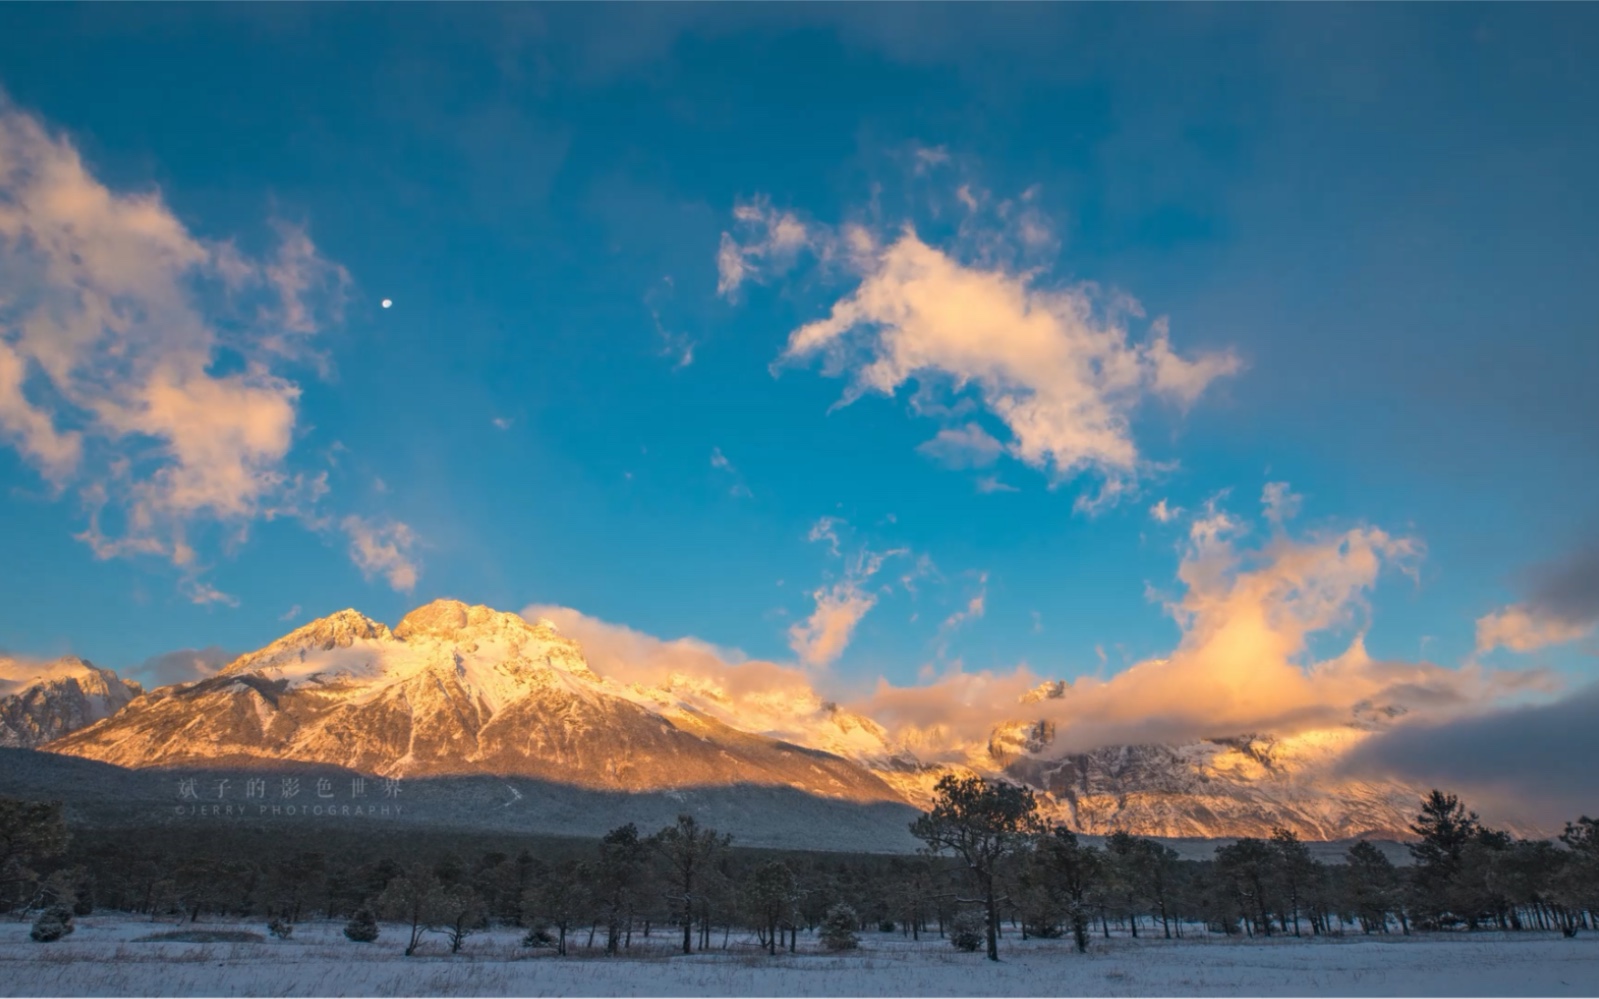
0;799;70;913
1270;827;1320;937
343;907;380;943
1408;789;1481;926
522;859;588;956
1214;838;1276;936
377;864;445;957
1103;831;1148;938
819;903;860;951
910;774;1043;961
1553;818;1599;935
651;815;731;955
1345;840;1405;934
594;823;648;955
29;905;73;942
744;861;798;955
1031;825;1103;953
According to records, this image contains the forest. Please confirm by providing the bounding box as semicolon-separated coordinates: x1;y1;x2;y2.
3;778;1596;961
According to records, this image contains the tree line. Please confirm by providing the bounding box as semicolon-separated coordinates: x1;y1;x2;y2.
2;783;1595;959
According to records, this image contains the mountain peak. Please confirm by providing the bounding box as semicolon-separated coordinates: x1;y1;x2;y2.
219;608;391;677
393;598;474;639
393;599;544;644
1;655;142;748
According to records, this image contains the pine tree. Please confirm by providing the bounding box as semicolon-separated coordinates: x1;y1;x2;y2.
1408;790;1483;927
343;907;380;943
745;861;798;955
594;823;647;955
910;774;1043;961
651;815;731;955
1032;825;1104;953
1345;841;1405;934
820;903;860;951
1214;838;1276;936
1270;827;1319;937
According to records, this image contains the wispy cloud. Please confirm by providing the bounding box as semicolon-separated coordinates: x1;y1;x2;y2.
184;580;240;608
716;196;815;300
1261;481;1303;528
916;423;1005;469
710;447;753;499
939;572;988;633
1149;498;1184;523
806;515;843;557
341;515;421;592
789;518;908;668
647;275;696;368
975;475;1019;494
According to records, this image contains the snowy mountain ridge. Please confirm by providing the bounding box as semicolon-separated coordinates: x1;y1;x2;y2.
35;600;1437;839
0;654;142;748
45;601;902;805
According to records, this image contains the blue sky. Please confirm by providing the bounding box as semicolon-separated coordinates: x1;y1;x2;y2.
0;4;1595;709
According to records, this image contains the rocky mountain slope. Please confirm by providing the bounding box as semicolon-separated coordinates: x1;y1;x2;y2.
41;600;1434;840
0;655;142;748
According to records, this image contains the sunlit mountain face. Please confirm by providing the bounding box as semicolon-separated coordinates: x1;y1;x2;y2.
1;5;1595;839
19;599;1481;841
1;655;142;748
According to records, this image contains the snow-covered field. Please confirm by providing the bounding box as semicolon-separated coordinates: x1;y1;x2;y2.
2;917;1595;997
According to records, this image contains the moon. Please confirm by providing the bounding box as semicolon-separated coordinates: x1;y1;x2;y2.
381;299;393;309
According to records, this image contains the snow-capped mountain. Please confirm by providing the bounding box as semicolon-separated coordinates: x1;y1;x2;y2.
1000;732;1422;839
46;601;898;804
980;681;1428;839
42;600;1434;839
0;655;142;748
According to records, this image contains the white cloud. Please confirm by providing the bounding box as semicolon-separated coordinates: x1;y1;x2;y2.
1474;544;1599;654
911;144;951;174
184;580;239;608
741;194;1240;509
1475;604;1594;654
646;275;695;368
916;423;1005;469
975;475;1019;494
1149;498;1183;523
716;196;815;299
789;573;881;669
341;515;421;592
806;515;843;557
1262;481;1304;527
940;573;988;633
492;417;514;431
789;521;905;668
279;604;303;622
0;98;350;582
710;447;753;498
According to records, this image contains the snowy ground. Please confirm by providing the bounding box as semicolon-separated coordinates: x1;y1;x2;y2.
2;917;1596;997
